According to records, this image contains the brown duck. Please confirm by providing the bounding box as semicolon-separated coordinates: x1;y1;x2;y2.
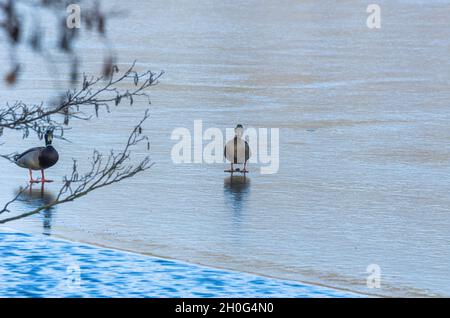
14;129;59;183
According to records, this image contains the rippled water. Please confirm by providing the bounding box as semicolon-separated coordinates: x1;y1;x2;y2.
1;229;358;297
1;0;450;297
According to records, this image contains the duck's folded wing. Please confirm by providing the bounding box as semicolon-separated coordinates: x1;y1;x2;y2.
15;147;44;169
245;141;252;160
224;139;235;162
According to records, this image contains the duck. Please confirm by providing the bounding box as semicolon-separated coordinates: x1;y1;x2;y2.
14;128;59;183
224;124;251;172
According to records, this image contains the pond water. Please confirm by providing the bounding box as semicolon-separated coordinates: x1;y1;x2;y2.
1;0;450;297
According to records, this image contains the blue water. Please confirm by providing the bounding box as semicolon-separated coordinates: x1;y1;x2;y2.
0;229;359;297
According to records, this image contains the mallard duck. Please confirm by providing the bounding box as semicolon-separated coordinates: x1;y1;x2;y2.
14;129;59;183
224;124;251;172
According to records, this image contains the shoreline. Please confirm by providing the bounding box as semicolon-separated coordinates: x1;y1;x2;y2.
53;233;375;298
0;226;365;298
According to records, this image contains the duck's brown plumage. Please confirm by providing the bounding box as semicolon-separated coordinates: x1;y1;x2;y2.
14;130;59;171
15;145;59;170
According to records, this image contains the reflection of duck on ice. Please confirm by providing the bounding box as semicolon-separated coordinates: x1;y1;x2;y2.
224;124;251;173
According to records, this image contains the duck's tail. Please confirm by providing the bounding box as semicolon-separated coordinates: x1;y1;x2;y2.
1;153;19;164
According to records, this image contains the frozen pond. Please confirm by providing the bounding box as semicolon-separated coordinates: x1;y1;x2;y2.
1;0;450;297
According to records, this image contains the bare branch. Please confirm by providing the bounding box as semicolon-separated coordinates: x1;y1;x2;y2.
0;63;163;142
0;184;29;214
0;110;153;223
0;1;160;224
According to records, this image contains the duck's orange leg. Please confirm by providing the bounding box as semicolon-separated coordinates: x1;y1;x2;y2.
41;169;53;183
29;169;39;183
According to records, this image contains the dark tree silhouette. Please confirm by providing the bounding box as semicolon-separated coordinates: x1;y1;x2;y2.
0;0;162;223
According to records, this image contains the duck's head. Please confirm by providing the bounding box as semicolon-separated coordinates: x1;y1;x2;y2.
234;124;244;138
44;128;54;146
